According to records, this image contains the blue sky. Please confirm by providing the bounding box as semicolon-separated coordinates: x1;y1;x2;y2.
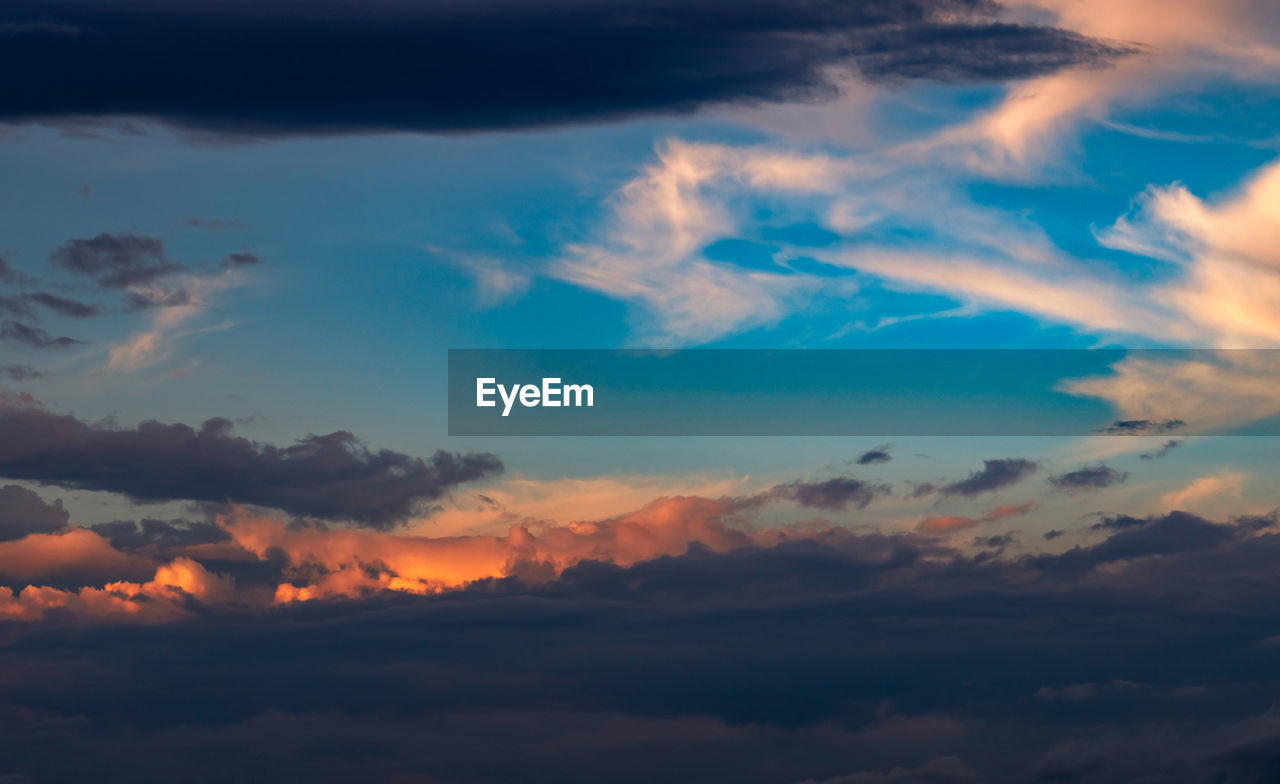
8;4;1280;781
1;0;1279;544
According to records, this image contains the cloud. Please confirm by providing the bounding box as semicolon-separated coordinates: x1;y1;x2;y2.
0;255;36;286
0;402;503;528
551;136;1201;347
4;506;1280;781
857;445;893;465
1048;464;1128;492
3;494;1280;782
0;527;153;587
223;252;261;268
0;555;233;622
1161;470;1247;511
917;501;1034;534
1095;161;1280;346
105;256;258;373
49;233;183;289
0;364;42;381
1102;419;1187;435
24;292;99;318
0;320;82;349
0;0;1129;137
1139;440;1182;460
553;139;849;343
1068;353;1280;434
0;484;69;541
939;458;1037;497
913;0;1280;178
1037;510;1238;574
766;477;891;511
88;517;231;554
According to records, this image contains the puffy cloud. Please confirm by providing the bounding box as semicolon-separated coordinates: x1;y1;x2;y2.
224;494;799;602
0;527;152;586
1097;162;1280;347
1066;353;1280;434
0;556;233;623
1161;470;1248;511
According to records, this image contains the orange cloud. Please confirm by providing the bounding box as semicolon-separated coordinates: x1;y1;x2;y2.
0;527;153;584
225;495;801;604
917;503;1035;535
0;557;234;623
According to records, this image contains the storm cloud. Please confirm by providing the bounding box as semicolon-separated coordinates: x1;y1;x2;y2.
0;0;1133;136
0;404;502;528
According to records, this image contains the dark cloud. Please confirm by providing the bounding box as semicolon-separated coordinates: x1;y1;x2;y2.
1042;529;1064;540
5;511;1280;781
89;517;231;553
0;484;69;540
125;288;191;312
0;406;503;527
1233;511;1278;531
24;292;100;318
1104;419;1185;435
767;476;891;511
1048;464;1128;492
223;252;262;267
0;255;37;287
940;458;1037;497
49;233;183;289
856;445;893;465
1139;439;1182;460
0;0;1133;137
1089;514;1149;531
0;296;36;320
0;364;43;381
0;320;82;349
973;533;1016;549
1045;511;1238;575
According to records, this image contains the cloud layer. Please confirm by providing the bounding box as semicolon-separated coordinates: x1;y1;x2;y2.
0;0;1129;136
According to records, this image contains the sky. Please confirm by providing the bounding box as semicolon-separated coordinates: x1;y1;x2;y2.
2;1;1280;781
